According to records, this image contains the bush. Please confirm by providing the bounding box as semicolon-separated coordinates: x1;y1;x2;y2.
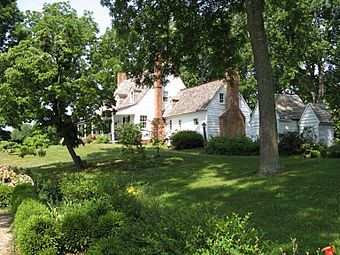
86;236;127;255
95;211;127;238
278;131;310;155
206;136;259;156
11;183;37;215
187;213;264;254
321;143;340;158
95;134;110;144
16;214;59;255
60;173;99;202
170;130;204;150
59;208;95;253
0;184;14;208
116;123;145;159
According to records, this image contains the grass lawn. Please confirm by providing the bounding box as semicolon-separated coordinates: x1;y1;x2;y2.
1;144;339;253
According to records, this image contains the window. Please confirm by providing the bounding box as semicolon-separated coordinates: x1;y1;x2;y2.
169;120;172;130
163;91;169;102
123;116;130;124
219;93;225;104
193;118;199;125
140;115;147;128
178;119;182;129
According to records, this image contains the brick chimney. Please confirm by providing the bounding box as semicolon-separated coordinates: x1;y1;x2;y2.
117;72;127;86
153;55;163;119
219;67;245;136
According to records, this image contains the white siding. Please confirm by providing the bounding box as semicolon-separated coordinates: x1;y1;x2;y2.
299;104;320;142
277;120;299;134
205;87;252;139
319;124;334;147
165;111;207;139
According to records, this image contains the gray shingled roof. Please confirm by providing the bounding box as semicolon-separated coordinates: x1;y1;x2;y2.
114;79;149;110
163;80;223;117
275;94;305;120
309;103;334;123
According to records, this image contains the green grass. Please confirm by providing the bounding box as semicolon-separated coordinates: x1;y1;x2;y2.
1;144;339;253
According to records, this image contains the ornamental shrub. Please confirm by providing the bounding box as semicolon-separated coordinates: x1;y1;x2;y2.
170;130;204;150
321;143;340;158
86;236;127;255
95;210;127;238
59;208;96;253
116;123;145;159
11;183;37;215
16;214;59;255
278;131;310;155
0;184;14;208
205;135;259;155
95;134;110;144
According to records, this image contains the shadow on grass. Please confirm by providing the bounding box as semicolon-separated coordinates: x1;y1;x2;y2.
17;146;340;253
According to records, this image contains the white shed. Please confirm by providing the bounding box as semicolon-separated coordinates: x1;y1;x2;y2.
299;103;334;147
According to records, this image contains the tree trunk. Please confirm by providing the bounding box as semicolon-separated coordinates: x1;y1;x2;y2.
64;136;84;169
246;0;280;174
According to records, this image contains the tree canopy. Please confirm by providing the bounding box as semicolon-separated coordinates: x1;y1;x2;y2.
0;2;107;168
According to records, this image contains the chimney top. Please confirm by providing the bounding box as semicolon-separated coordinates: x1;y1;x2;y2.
117;72;127;86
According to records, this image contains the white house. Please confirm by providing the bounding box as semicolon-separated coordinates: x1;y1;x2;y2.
163;80;252;140
299;103;334;147
112;75;186;141
250;94;334;146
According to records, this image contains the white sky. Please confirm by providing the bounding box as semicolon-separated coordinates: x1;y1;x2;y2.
16;0;112;35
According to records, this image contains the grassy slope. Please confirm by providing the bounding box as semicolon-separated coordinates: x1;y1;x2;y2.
0;144;339;252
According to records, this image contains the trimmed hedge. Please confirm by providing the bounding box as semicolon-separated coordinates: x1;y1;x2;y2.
11;183;37;215
170;130;204;150
206;136;259;156
14;199;58;255
0;184;14;208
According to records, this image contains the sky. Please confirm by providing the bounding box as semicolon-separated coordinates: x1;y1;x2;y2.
16;0;112;35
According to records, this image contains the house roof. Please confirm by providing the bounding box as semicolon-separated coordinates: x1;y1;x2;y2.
114;79;149;110
275;94;305;120
309;103;334;124
163;80;223;117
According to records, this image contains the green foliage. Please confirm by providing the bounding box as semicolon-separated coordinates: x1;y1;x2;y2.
95;210;126;238
321;143;340;158
170;130;204;150
11;124;33;143
60;173;99;202
86;236;126;255
11;183;37;215
14;202;58;255
95;134;110;144
278;131;309;155
188;214;263;254
206;135;259;156
116;123;145;158
0;127;11;141
59;207;95;253
0;183;14;208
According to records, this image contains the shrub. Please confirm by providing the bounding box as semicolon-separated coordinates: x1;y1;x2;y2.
170;130;204;150
59;208;95;253
86;236;127;255
60;173;99;202
187;213;264;254
84;135;94;144
0;184;14;208
16;214;59;255
11;183;37;215
95;134;110;144
321;143;340;158
116;123;145;159
278;131;311;155
206;135;259;155
95;211;127;238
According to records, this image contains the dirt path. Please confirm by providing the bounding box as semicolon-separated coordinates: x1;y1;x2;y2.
0;211;16;255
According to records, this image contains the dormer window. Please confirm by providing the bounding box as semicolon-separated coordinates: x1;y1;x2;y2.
219;93;225;104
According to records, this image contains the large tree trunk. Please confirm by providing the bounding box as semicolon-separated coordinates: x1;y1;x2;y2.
246;0;280;175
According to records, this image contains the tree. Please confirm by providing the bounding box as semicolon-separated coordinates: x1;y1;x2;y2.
246;0;279;174
102;0;280;173
0;2;102;169
0;0;24;52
